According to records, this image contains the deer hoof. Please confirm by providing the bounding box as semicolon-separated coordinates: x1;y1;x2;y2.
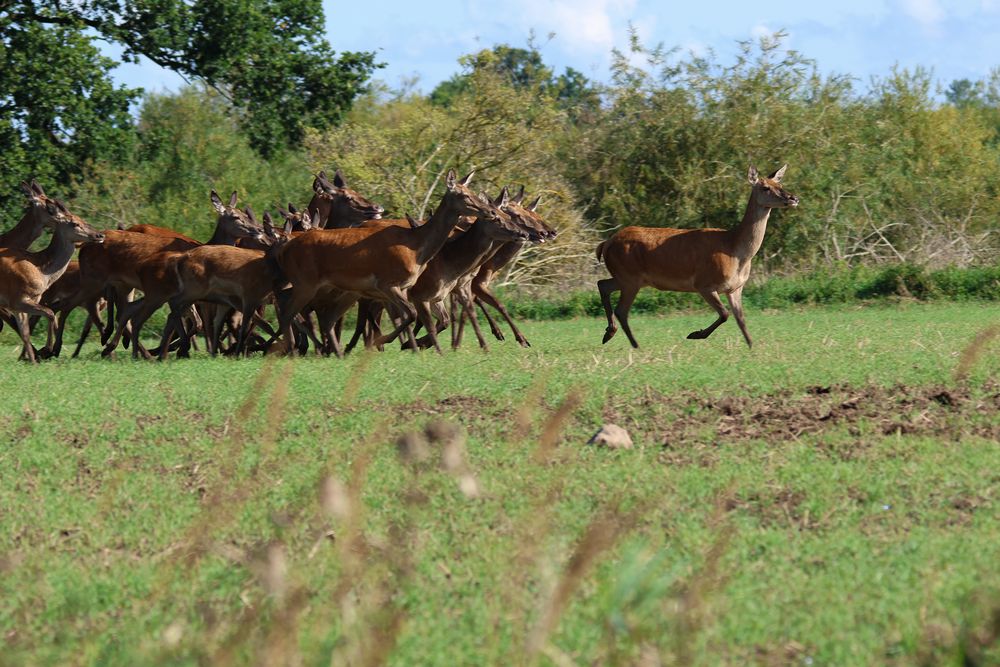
687;330;707;340
602;328;617;344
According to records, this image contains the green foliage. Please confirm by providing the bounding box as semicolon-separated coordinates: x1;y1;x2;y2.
429;44;599;114
0;16;138;223
307;63;599;285
0;0;378;228
70;87;313;237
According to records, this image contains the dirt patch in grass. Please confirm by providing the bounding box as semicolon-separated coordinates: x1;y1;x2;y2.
604;382;1000;457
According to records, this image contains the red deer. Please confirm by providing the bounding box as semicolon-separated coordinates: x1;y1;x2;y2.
306;170;384;228
271;170;504;356
596;164;799;349
158;213;293;358
79;191;264;358
405;188;529;352
455;188;556;349
0;201;105;362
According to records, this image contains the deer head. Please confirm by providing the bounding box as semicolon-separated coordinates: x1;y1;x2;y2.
47;199;105;245
500;186;557;243
211;190;267;243
748;165;799;209
441;170;513;228
19;180;64;230
278;203;316;232
312;170;384;228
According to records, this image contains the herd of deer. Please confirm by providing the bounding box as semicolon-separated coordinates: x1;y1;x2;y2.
0;163;797;363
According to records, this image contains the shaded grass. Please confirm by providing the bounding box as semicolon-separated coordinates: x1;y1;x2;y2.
0;302;998;665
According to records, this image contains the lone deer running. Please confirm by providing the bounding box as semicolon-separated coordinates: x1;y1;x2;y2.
596;164;799;349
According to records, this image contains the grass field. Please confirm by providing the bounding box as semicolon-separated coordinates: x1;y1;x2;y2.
1;302;999;666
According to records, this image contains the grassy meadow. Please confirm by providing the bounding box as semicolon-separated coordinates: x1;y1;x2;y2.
1;302;999;666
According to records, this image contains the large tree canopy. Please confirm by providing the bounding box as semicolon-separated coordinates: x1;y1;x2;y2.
0;0;379;222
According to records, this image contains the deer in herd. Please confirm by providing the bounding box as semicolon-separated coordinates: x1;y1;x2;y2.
405;187;530;352
158;213;294;358
596;164;799;349
0;200;105;362
270;169;506;356
307;170;384;228
0;181;71;344
453;187;556;349
78;191;264;359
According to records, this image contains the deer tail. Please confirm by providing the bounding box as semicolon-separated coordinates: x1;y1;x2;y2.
595;240;607;263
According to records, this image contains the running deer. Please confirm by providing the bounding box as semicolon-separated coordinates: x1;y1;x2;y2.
0;201;105;362
596;164;799;349
406;188;529;352
306;170;384;228
271;169;505;356
158;213;293;358
456;188;556;349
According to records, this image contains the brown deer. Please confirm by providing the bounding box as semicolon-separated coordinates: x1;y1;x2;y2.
596;164;799;349
455;188;556;349
405;188;528;352
307;170;384;228
0;201;105;362
79;191;264;358
271;170;503;356
158;213;293;358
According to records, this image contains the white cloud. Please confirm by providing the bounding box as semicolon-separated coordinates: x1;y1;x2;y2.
514;0;638;54
900;0;945;25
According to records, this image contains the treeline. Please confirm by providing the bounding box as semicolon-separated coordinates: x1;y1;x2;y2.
7;31;1000;289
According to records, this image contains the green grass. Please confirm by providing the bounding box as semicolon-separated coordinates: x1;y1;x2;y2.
1;302;999;666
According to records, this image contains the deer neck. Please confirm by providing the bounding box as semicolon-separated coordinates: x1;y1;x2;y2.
36;225;79;287
414;198;469;266
308;194;333;228
0;206;47;249
730;196;772;263
205;223;241;246
438;220;502;278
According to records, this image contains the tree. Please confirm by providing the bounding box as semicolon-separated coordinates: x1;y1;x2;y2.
0;0;379;223
429;44;598;114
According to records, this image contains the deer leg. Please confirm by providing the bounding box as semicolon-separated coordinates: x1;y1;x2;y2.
16;306;53;363
455;291;488;351
726;287;753;349
413;300;442;354
127;300;166;360
102;297;145;358
474;286;530;348
598;278;620;344
687;290;729;341
613;285;641;349
72;298;104;358
374;288;417;350
476;298;505;341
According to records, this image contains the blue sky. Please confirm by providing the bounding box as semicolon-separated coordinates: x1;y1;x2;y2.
109;0;1000;96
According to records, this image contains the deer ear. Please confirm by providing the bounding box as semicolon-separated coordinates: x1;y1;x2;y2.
458;170;475;186
210;190;225;214
19;181;34;197
284;218;294;235
333;169;347;188
748;165;760;185
528;195;542;211
262;212;275;235
318;170;327;180
278;207;292;220
228;191;238;207
406;213;420;229
498;186;510;208
31;179;44;196
768;164;787;182
446;169;457;189
512;185;525;204
478;192;491;204
288;202;297;214
310;209;321;228
244;206;257;224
